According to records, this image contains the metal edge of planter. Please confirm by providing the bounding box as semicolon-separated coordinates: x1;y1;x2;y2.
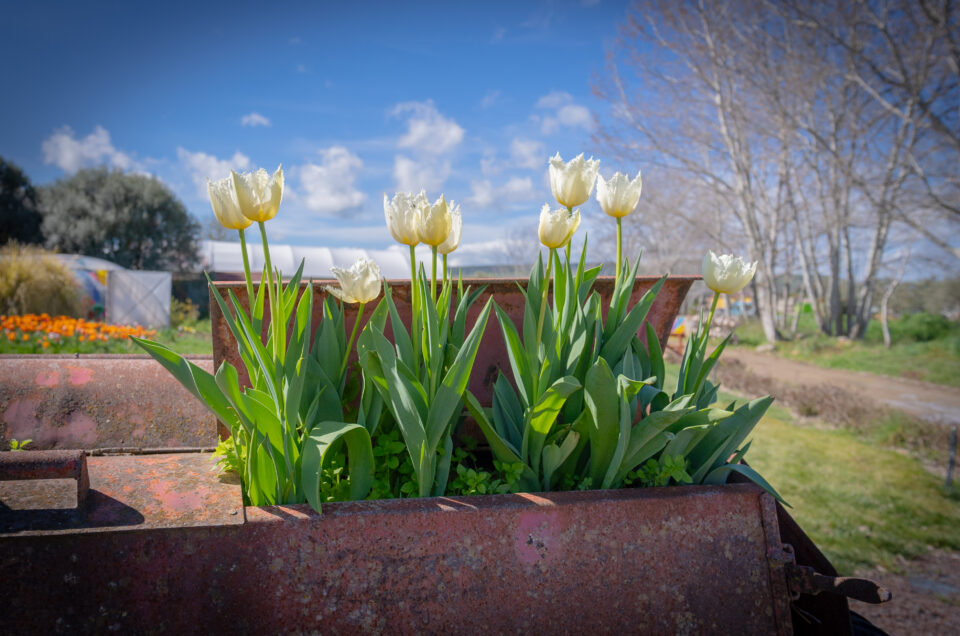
1;460;794;635
0;354;219;451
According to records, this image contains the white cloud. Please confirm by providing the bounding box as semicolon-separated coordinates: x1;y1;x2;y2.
480;90;501;109
298;146;366;216
42;125;135;173
241;112;271;127
536;91;594;134
392;100;464;155
536;91;574;109
466;176;539;209
510;138;545;170
176;147;251;198
393;155;451;193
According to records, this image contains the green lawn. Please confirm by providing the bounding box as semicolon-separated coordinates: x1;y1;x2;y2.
726;314;960;387
723;391;960;574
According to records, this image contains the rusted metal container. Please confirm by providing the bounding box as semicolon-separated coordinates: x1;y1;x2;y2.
0;354;218;451
1;449;796;634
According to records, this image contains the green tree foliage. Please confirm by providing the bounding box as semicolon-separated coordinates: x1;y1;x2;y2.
40;168;199;271
0;157;43;245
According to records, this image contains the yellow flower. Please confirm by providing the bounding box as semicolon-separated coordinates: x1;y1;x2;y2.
207;176;252;230
231;166;284;223
419;195;454;247
538;204;580;249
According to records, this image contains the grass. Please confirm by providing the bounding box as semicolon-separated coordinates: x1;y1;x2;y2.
745;404;960;574
726;313;960;387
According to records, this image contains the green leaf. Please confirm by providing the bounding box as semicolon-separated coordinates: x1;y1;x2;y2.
494;302;532;406
599;275;666;365
583;357;620;486
302;421;374;512
688;396;774;483
704;463;789;507
528;375;581;475
425;299;493;450
542;431;580;491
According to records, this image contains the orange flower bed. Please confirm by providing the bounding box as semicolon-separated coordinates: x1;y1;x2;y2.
1;314;156;347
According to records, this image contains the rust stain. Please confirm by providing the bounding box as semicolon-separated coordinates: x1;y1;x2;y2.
35;370;59;387
66;366;94;386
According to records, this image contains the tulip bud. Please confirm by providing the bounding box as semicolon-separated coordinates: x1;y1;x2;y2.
549;152;600;208
596;170;642;219
383;191;424;246
702;251;758;295
231;166;284;223
438;202;462;255
325;257;383;304
538;204;581;249
207;176;252;230
419;194;454;247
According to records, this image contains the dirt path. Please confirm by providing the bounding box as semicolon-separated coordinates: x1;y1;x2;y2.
724;349;960;427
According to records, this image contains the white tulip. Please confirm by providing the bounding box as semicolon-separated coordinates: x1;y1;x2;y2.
231;166;284;223
702;251;758;295
538;204;581;249
549;152;600;208
383;191;425;246
438;202;462;255
419;194;454;247
596;170;642;219
325;257;383;304
207;176;252;230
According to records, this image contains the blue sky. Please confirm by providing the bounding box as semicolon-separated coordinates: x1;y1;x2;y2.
1;0;635;263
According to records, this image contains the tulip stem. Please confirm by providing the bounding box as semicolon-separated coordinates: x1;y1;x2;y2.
238;228;255;313
616;217;623;279
535;248;555;379
431;247;438;304
409;244;419;369
704;292;720;343
442;253;448;288
339;302;365;383
258;221;278;356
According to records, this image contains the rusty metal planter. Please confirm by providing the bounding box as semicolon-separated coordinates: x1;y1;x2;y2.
2;449;794;634
0;275;874;633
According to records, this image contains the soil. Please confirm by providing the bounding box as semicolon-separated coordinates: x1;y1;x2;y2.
724;349;960;427
723;348;960;635
850;550;960;636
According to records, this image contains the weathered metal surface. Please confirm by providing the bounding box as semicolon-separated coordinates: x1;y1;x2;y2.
1;478;791;634
0;453;243;536
0;355;218;451
785;563;892;605
210;275;697;406
0;449;89;512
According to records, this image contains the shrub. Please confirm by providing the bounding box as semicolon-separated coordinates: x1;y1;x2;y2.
0;243;84;317
895;312;953;343
170;297;200;328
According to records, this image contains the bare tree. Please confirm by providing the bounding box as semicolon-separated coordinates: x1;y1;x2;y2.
595;0;958;342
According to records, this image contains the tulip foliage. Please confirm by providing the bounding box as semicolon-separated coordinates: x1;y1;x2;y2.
135;168;377;510
466;238;784;502
358;272;491;497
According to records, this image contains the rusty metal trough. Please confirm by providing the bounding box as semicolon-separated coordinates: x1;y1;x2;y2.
0;276;884;633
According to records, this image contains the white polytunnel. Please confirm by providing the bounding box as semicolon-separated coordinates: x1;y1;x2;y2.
199;241;414;279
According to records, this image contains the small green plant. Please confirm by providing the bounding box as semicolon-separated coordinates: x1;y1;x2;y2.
9;438;32;451
170;297;200;328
